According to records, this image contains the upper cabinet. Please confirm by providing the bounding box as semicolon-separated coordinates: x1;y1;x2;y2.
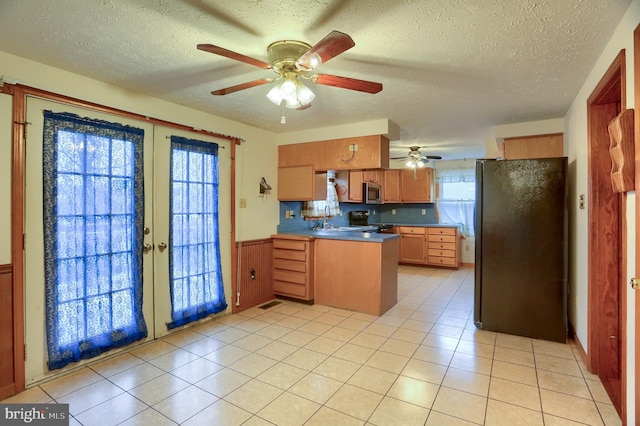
278;166;327;201
279;135;390;171
383;170;401;203
400;168;434;203
503;133;563;160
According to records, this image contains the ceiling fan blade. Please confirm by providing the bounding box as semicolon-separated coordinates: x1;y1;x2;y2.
211;78;273;95
296;30;355;70
390;156;409;160
424;155;442;160
312;74;383;94
197;44;272;69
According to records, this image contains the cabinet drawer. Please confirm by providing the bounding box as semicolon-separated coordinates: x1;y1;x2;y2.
397;226;425;234
273;269;306;285
428;256;457;266
273;280;307;297
428;248;456;258
273;258;306;273
428;242;456;251
427;235;456;244
427;227;456;236
273;239;308;251
273;248;306;262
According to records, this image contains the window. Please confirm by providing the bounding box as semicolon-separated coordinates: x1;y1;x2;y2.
42;111;147;370
436;168;476;237
168;136;227;329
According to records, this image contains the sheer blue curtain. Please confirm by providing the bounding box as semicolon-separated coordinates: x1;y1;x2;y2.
42;110;147;370
168;136;227;329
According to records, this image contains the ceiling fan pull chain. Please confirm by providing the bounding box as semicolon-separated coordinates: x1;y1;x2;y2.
280;101;286;124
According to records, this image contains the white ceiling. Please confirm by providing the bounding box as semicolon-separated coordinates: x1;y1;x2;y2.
0;0;632;160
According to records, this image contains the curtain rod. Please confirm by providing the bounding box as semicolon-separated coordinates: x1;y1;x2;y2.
12;83;244;144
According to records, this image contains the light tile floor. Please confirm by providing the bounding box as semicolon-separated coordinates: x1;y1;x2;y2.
3;266;622;425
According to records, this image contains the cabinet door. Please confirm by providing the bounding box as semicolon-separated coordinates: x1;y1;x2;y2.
383;170;401;203
278;166;327;201
399;233;426;264
400;168;434;202
363;170;382;184
503;133;563;160
348;170;363;202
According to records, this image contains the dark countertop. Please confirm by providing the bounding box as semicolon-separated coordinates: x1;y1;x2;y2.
274;228;400;243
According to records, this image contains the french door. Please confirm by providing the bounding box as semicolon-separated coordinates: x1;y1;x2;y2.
24;97;231;384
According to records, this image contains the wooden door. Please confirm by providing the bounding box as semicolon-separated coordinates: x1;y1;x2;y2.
587;49;625;417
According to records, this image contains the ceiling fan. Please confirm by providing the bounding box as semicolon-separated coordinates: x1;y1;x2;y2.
391;146;442;168
197;30;383;116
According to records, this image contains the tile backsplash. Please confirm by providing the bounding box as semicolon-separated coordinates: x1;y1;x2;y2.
277;202;438;232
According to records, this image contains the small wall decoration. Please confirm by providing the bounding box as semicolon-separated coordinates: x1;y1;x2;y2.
608;108;634;192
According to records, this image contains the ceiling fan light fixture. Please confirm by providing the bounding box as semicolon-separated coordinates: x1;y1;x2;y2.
266;74;314;109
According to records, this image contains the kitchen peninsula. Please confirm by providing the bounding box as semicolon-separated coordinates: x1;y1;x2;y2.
272;230;399;316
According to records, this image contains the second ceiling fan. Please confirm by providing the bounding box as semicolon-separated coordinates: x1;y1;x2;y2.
197;30;383;111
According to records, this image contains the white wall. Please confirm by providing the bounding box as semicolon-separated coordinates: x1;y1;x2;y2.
0;51;280;242
0;94;11;264
564;1;639;422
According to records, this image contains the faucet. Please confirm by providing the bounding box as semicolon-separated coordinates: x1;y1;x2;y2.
322;205;331;229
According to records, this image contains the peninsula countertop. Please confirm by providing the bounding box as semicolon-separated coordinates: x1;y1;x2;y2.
273;228;400;243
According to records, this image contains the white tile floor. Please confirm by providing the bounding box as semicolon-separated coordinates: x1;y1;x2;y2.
3;265;622;425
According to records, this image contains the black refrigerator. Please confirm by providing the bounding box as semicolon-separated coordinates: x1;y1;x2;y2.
474;158;568;343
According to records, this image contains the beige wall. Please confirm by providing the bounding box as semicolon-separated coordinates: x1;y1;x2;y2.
0;94;10;264
0;51;280;242
564;1;638;422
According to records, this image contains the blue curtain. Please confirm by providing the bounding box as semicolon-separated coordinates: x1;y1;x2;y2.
167;136;227;329
43;111;147;370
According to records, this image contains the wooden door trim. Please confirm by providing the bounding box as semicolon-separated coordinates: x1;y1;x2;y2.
633;23;640;426
586;48;626;418
12;86;26;395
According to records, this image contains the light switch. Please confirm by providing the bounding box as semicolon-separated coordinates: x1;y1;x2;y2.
239;198;247;208
392;209;396;215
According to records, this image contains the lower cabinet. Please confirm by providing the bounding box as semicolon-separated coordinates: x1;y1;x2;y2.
397;227;426;264
426;227;460;267
397;226;460;268
272;236;314;301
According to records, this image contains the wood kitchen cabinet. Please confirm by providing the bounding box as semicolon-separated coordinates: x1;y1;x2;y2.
314;238;398;315
278;135;390;170
383;170;401;203
400;168;434;202
334;170;363;202
397;226;427;264
272;236;314;301
502;133;563;160
426;227;460;267
397;226;460;268
277;166;327;201
362;170;382;184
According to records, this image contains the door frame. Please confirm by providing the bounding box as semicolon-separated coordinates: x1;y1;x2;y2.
633;23;640;426
586;49;626;417
8;84;240;395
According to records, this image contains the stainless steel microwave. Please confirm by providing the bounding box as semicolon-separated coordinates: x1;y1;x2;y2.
364;182;382;204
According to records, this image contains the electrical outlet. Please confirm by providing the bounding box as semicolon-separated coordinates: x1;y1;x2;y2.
391;209;396;215
285;210;290;219
239;198;247;208
349;144;358;152
421;209;426;215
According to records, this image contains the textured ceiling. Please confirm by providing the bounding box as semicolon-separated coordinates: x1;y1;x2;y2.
0;0;632;160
